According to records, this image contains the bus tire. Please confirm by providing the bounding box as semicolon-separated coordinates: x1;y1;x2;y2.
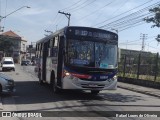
50;72;60;94
91;90;100;95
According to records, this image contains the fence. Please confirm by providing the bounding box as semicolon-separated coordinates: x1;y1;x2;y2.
118;52;160;82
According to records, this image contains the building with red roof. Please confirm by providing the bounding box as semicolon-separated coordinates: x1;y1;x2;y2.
0;30;27;63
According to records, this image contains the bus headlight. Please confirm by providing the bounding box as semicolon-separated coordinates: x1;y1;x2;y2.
108;75;117;82
63;70;71;77
65;72;70;76
63;70;75;79
113;75;117;80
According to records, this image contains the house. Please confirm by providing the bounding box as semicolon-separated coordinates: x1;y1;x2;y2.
0;30;27;63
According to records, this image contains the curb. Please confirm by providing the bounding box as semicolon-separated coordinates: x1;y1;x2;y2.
118;85;160;98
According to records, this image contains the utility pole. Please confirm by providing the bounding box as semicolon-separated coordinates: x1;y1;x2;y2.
58;11;71;26
0;16;4;32
140;33;147;51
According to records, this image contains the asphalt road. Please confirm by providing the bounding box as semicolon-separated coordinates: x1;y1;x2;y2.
1;64;160;120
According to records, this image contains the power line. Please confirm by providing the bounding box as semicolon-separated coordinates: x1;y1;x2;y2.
119;21;145;32
79;0;116;20
146;44;159;50
120;35;156;43
97;1;160;32
103;12;151;29
97;0;155;28
106;13;153;31
46;0;88;31
107;0;129;17
71;0;97;13
102;14;151;32
60;0;83;11
65;0;89;12
93;0;154;27
50;0;95;29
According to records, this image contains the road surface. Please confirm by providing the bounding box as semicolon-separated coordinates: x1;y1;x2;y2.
0;64;160;120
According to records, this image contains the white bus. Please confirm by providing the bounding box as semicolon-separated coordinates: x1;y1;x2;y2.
35;26;118;94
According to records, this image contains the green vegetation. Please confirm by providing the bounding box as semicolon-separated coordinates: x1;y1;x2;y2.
144;5;160;41
0;36;14;56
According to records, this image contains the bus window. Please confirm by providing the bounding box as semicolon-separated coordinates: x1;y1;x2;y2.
95;43;117;69
50;47;58;57
68;39;94;67
54;37;58;47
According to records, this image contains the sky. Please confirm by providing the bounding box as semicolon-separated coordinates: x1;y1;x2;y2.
0;0;160;53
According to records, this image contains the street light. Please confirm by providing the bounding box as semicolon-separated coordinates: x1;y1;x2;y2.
0;6;30;32
0;6;30;20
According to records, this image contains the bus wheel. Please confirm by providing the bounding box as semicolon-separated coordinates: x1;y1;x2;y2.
91;90;100;95
51;73;60;94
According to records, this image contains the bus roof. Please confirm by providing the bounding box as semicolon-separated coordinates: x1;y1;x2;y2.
36;26;117;44
36;26;67;44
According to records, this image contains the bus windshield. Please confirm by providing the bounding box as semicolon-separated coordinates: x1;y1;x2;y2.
67;39;117;69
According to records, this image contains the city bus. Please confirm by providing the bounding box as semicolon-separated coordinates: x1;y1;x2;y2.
35;26;118;94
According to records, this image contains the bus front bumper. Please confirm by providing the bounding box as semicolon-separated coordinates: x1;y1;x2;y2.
62;76;117;90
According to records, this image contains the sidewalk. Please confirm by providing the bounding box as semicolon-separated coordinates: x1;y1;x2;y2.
118;82;160;98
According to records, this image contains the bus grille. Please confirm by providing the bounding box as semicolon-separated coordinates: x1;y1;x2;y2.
81;84;105;89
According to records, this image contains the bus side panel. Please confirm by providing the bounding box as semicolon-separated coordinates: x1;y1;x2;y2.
46;57;52;84
46;46;59;84
46;57;58;84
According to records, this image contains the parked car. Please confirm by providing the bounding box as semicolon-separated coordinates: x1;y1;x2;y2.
1;57;15;71
1;57;14;63
0;72;15;94
21;60;31;66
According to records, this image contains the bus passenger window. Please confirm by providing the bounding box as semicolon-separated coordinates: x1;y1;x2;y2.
50;39;53;48
51;47;58;57
54;37;58;47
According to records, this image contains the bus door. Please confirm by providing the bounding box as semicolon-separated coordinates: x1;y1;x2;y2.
57;36;64;88
42;42;48;81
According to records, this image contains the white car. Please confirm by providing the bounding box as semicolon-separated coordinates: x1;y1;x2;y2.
0;72;15;94
1;58;15;71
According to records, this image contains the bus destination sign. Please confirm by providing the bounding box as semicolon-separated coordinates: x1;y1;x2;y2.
74;29;117;40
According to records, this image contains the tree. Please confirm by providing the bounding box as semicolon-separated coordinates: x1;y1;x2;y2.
144;5;160;42
0;36;14;55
